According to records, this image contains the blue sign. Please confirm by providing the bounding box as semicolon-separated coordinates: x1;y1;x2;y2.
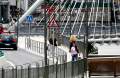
26;15;33;23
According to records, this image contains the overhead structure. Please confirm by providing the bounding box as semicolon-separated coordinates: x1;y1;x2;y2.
18;0;44;24
8;0;44;30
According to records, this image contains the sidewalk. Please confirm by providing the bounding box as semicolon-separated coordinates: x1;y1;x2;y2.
0;57;12;68
58;45;72;62
18;36;72;62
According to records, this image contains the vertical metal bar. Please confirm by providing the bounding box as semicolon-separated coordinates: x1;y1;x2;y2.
15;66;17;78
35;41;36;52
21;65;23;78
71;61;74;78
81;59;84;78
39;42;40;53
65;57;67;78
63;57;66;78
28;65;31;78
84;1;89;77
56;58;58;78
37;42;39;54
12;67;15;78
17;18;19;47
69;0;72;36
29;22;31;39
77;60;80;78
110;0;113;37
44;0;48;78
0;0;1;22
36;63;40;78
2;67;4;78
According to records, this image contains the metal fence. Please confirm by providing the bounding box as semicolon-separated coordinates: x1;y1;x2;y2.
0;58;86;78
25;38;67;63
18;23;44;36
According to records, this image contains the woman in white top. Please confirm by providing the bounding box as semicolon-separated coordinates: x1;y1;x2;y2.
70;42;78;61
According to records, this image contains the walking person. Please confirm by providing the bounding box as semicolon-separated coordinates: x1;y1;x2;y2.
48;38;57;57
70;42;79;61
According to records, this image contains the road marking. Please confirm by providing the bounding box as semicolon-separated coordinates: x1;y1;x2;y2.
6;60;15;68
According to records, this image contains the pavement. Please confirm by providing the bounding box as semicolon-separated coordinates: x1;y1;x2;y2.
0;48;44;68
4;48;44;66
0;36;71;68
0;58;11;68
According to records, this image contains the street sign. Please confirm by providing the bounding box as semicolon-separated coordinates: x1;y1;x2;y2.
48;17;59;28
26;15;33;23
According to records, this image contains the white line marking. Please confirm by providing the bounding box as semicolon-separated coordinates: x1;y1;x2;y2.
6;60;15;68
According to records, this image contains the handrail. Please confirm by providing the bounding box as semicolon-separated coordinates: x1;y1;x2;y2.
25;38;67;58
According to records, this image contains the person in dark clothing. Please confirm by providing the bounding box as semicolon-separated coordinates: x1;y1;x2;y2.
69;41;79;53
69;42;79;61
49;38;57;46
49;38;53;45
54;38;57;46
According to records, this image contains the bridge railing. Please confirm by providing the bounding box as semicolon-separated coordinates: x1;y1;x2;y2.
25;38;67;64
0;58;86;78
18;23;44;35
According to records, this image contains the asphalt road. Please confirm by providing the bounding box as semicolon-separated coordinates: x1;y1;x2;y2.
1;48;44;68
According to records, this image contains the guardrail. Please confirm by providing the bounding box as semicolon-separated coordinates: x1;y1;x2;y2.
0;59;86;78
25;38;67;63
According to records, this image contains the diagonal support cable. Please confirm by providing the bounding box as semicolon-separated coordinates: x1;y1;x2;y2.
36;0;58;25
108;0;111;38
101;0;105;39
93;0;100;39
61;0;76;35
77;1;87;35
71;1;85;34
113;0;118;36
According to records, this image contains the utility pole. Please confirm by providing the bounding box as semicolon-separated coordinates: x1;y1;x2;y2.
44;0;48;78
84;0;89;77
85;0;89;58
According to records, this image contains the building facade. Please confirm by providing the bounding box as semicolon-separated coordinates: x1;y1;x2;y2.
0;0;10;23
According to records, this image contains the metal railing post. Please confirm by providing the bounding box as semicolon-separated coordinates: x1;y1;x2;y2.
56;57;58;78
15;66;17;78
63;56;66;78
71;61;75;78
12;67;15;78
28;64;31;78
35;62;40;78
2;67;4;78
